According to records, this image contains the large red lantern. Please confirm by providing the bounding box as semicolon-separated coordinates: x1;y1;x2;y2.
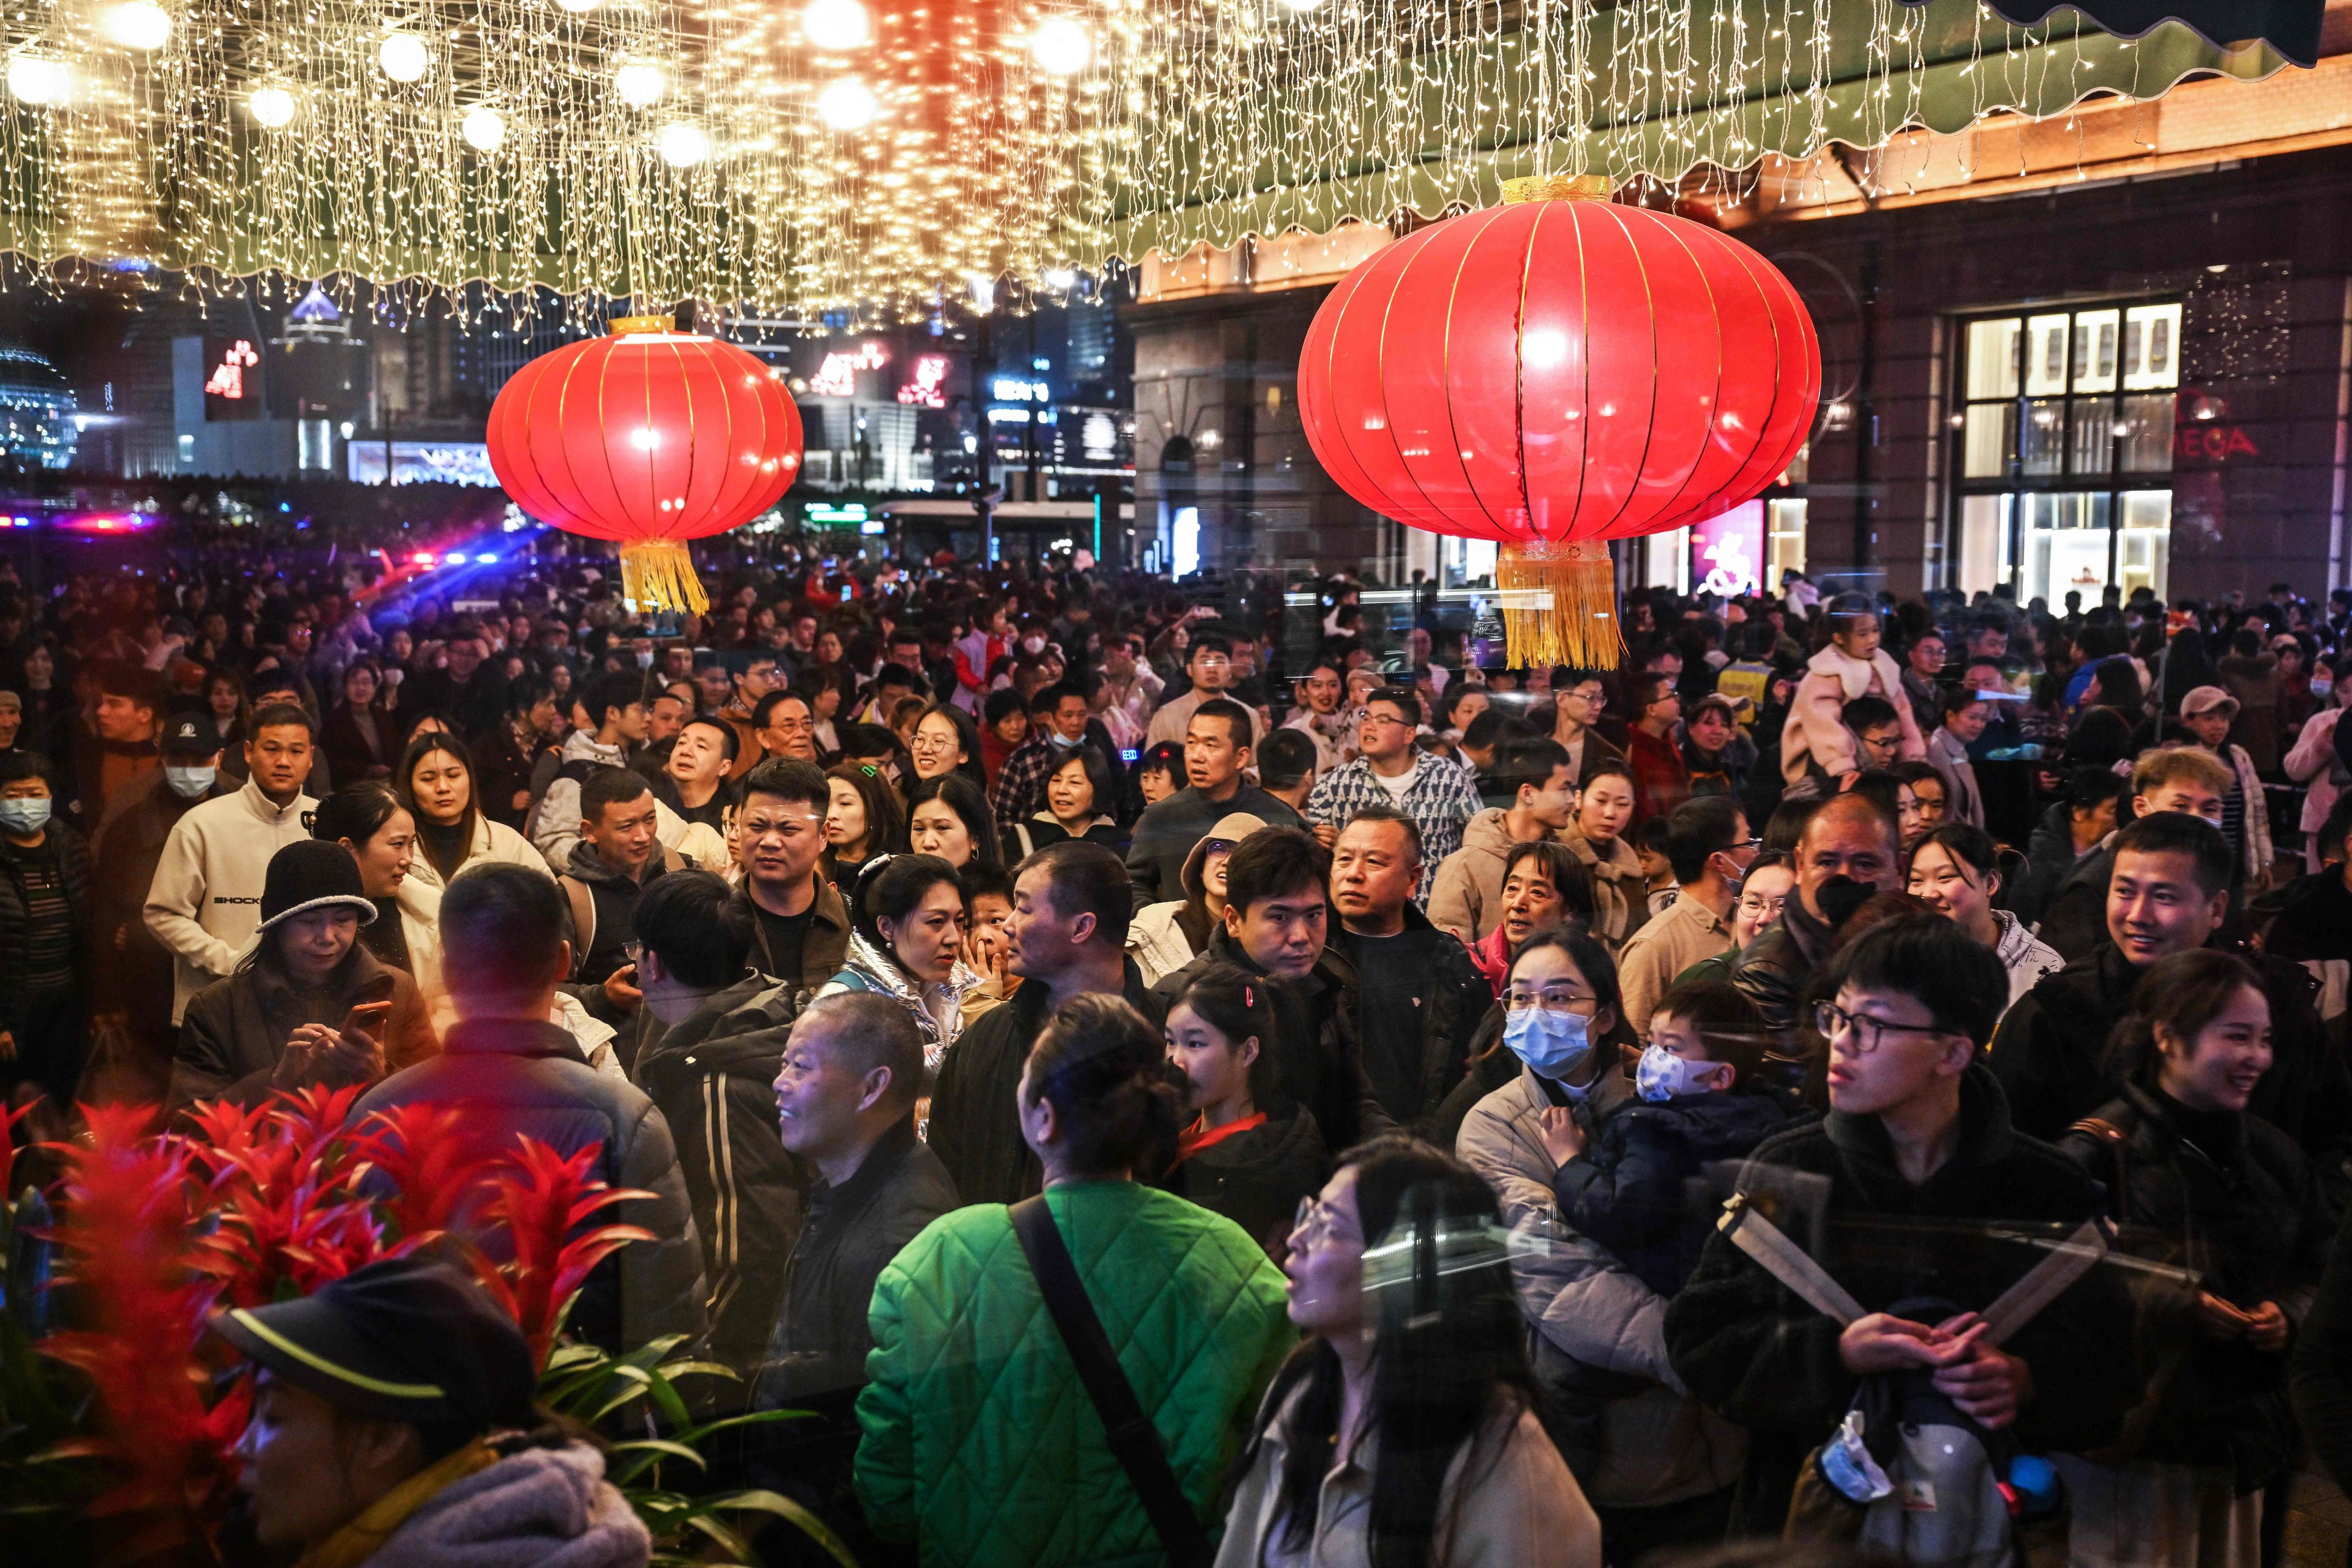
1297;177;1819;669
487;315;804;616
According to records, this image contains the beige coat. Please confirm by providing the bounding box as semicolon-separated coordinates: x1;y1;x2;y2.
1561;822;1648;953
1215;1385;1600;1568
1778;644;1926;790
1428;807;1536;944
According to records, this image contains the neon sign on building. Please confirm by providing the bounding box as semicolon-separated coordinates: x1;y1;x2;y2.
896;354;949;409
204;340;259;399
809;342;888;397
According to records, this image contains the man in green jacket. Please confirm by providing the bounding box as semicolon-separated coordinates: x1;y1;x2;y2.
855;992;1293;1567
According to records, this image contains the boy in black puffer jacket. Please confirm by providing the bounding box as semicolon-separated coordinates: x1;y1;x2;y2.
1543;977;1805;1296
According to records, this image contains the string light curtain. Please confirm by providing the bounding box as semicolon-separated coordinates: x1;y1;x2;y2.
0;0;2305;312
1080;0;2303;272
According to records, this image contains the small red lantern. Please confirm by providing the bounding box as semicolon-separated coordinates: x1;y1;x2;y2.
1297;177;1819;668
487;315;803;615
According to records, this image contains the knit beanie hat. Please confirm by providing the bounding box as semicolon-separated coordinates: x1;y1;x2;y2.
255;839;379;932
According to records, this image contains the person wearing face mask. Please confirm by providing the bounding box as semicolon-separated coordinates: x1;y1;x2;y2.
1543;978;1798;1301
989;682;1104;825
88;709;227;1096
1728;791;1903;1076
1455;928;1748;1553
0;752;88;1115
1615;797;1755;1045
2056;950;2332;1564
627;871;814;1373
169;839;433;1113
2283;648;2352;874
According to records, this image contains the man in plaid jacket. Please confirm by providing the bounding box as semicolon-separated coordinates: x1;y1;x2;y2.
1304;687;1479;906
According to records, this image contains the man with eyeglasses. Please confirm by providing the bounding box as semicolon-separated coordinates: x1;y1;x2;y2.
1146;632;1259;749
1302;688;1479;906
1731;791;1902;1049
752;689;820;767
1616;797;1757;1044
1668;915;2139;1522
716;654;782;777
1548;668;1629;789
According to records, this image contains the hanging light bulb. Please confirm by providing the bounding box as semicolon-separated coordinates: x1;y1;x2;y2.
461;105;506;152
377;33;430;83
1029;17;1091;76
101;1;173;50
658;121;711;167
800;0;871;51
613;60;667;108
6;55;71;105
815;77;878;130
248;83;295;126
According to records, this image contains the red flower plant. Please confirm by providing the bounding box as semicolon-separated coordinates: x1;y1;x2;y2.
185;1084;399;1310
38;1102;245;1535
466;1136;654;1366
347;1100;511;1242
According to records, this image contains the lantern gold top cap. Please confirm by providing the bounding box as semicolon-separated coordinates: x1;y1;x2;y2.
608;314;677;337
1500;175;1613;205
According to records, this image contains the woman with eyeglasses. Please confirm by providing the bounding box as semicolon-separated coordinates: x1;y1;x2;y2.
907;702;986;789
1157;961;1328;1262
1217;1135;1600;1568
1905;821;2061;1018
1545;670;1628;789
1669;916;2139;1534
1455;928;1745;1554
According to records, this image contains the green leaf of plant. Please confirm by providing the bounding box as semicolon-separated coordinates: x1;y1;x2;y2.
695;1489;862;1568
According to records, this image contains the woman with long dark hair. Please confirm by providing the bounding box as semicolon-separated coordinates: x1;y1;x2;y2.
907;701;985;789
1158;960;1328;1259
471;675;561;831
2057;949;2331;1563
1002;743;1127;860
1218;1135;1600;1567
312;782;437;987
822;760;906;888
905;771;1003;875
396;730;546;895
319;658;396;783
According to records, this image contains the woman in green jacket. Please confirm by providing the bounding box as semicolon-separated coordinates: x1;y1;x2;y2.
855;993;1294;1568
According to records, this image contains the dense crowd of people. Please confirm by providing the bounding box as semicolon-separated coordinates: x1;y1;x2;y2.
6;531;2352;1568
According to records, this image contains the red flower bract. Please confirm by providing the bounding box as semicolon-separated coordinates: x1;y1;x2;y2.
466;1136;654;1368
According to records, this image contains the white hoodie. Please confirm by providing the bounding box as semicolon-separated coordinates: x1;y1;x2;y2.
143;776;320;1023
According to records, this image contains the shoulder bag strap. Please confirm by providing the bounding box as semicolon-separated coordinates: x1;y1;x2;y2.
559;875;596;978
1010;1195;1212;1568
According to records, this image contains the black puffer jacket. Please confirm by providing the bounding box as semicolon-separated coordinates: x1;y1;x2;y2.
1329;903;1494;1136
635;972;813;1373
1153;927;1396;1156
2061;1081;2331;1491
1156;1105;1329;1258
351;1016;709;1356
1665;1065;2141;1524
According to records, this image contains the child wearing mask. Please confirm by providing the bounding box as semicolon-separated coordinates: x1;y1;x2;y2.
1540;978;1801;1297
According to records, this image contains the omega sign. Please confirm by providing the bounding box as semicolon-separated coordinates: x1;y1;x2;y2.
2175;424;2260;464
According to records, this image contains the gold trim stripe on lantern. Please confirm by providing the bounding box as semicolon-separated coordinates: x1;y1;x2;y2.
1297;183;1820;670
486;318;804;616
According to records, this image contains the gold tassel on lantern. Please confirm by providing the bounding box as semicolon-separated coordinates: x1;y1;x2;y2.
620;538;710;616
1497;538;1623;671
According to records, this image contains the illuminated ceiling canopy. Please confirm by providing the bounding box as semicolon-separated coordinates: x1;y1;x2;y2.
0;0;2315;312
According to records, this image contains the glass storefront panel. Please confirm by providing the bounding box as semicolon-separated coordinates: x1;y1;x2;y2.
2119;490;2171;601
2071;308;2121;394
1966;318;2021;400
2021;400;2065;476
1957;494;2010;599
2021;492;2113;608
2026;314;2072;397
1963;404;2013;477
2120;393;2175;472
1767;499;1806;585
2122;303;2183;391
2069;397;2117;476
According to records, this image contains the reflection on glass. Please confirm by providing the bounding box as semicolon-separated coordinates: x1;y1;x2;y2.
1965;318;2020;400
1957;494;2010;599
2072;309;2120;393
2023;491;2114;609
1767;499;1808;584
2070;397;2117;476
1963;404;2012;477
2121;394;2176;472
2120;491;2172;601
2021;400;2065;476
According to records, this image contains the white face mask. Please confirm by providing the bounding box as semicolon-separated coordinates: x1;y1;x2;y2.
1635;1042;1724;1103
165;764;217;799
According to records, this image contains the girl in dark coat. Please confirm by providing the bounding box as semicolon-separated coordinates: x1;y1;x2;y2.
1157;960;1328;1261
2059;948;2332;1561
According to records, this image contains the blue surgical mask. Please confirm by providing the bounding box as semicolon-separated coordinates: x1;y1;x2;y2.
1504;1005;1592;1081
165;765;216;800
1635;1042;1724;1103
0;797;50;835
1046;729;1081;750
2314;674;2335;702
